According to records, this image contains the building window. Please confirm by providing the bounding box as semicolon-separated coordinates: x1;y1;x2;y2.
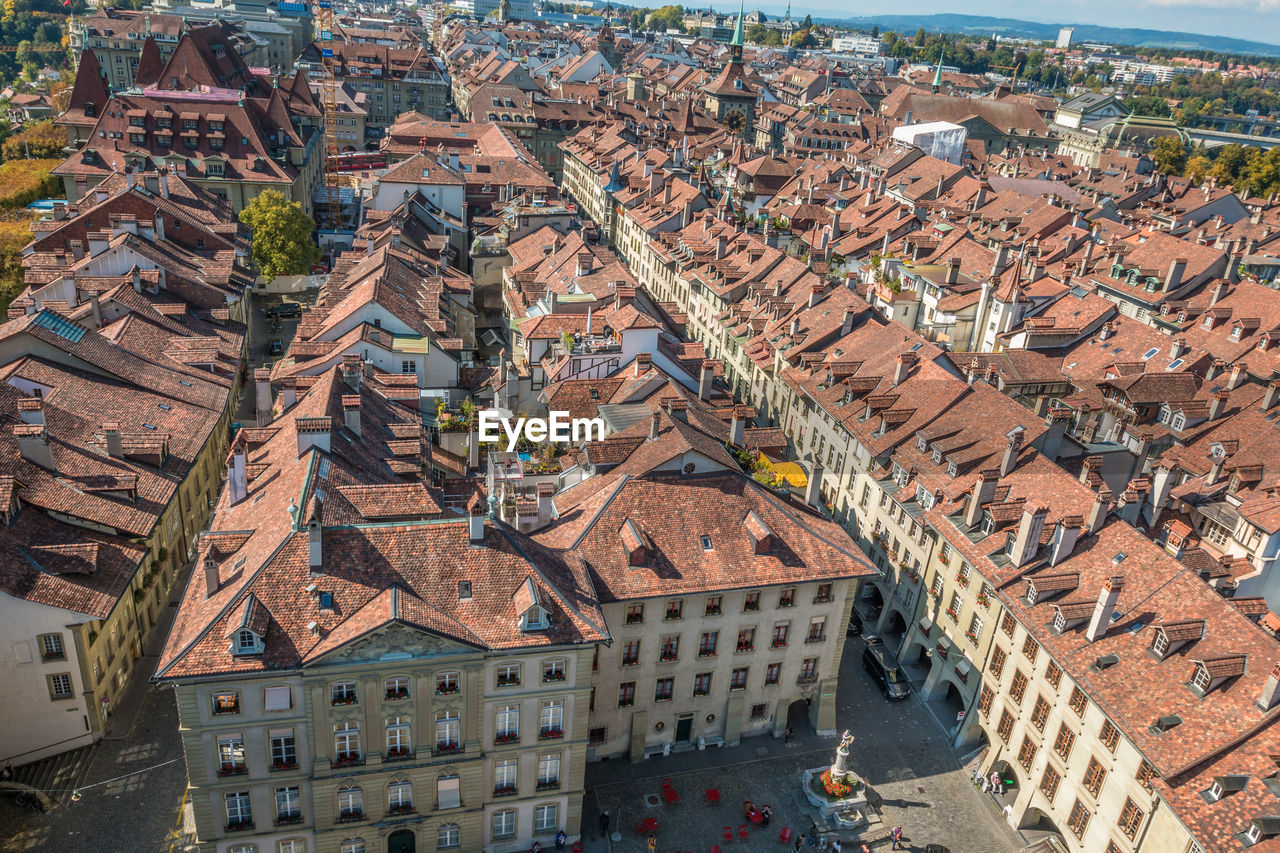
539;700;563;739
736;628;756;653
1045;661;1063;689
435;711;460;752
698;631;718;657
1031;695;1050;731
665;599;683;620
1039;765;1061;802
1016;735;1036;772
1083;757;1106;798
1022;636;1040;663
386;716;412;758
1053;723;1076;761
996;709;1014;742
1100;720;1120;752
218;735;246;774
1119;797;1144;839
654;677;674;702
537;753;560;790
1069;687;1088;716
625;604;644;624
388;779;413;813
814;582;833;603
588;727;607;745
622;640;640;666
264;685;292;711
806;617;826;643
771;623;789;648
335;723;361;762
535;803;559;832
385;676;410;700
978;685;994;716
47;672;73;700
618;682;636;707
704;595;722;616
332;682;358;705
990;647;1007;679
779;587;796;607
437;773;461;810
693;672;712;696
1067;799;1091;838
225;791;252;830
1010;670;1028;705
1136;760;1157;791
491;809;516;840
213;691;240;715
39;633;65;661
437;824;460;849
799;657;818;682
496;663;521;687
436;671;460;695
338;784;363;820
494;759;517;796
496;705;520;743
744;591;761;612
274;786;301;824
270;731;297;770
341;839;366;853
730;667;749;690
659;635;680;662
1001;612;1017;637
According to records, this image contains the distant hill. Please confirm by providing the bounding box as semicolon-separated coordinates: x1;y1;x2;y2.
829;13;1280;57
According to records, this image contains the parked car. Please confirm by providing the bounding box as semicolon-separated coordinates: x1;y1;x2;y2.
847;611;863;637
268;302;302;319
266;339;284;356
862;640;911;701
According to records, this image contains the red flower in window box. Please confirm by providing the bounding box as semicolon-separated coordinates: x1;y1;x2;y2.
494;732;520;745
387;803;415;816
386;747;411;760
338;810;365;823
270;760;298;772
539;727;564;740
493;784;517;797
436;684;459;695
331;695;358;706
332;753;362;768
541;671;566;682
536;779;560;791
225;819;254;832
434;742;460;754
217;764;248;777
385;687;409;701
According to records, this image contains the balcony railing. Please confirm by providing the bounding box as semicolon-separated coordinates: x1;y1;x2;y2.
434;742;462;757
539;727;564;741
217;764;248;778
274;811;303;826
385;747;413;762
337;809;365;823
225;819;254;833
331;753;364;769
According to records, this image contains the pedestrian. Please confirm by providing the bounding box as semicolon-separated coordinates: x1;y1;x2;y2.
598;810;609;838
794;833;805;852
784;725;794;744
531;842;543;853
646;833;656;853
555;829;567;850
1;761;11;781
831;840;842;853
990;770;1002;796
980;775;990;794
891;825;903;850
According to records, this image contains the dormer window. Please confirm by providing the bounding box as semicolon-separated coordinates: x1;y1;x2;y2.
932;449;943;464
521;605;550;631
1026;580;1039;605
234;629;263;655
981;513;995;537
916;435;927;452
947;461;958;477
1232;326;1244;340
915;484;934;510
1191;663;1212;695
1207;780;1225;802
1151;631;1169;659
1204;315;1214;329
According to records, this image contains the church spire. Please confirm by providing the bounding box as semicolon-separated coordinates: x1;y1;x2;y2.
932;50;945;91
729;0;744;61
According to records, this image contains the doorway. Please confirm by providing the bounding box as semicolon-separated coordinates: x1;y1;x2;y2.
388;829;416;853
675;715;693;743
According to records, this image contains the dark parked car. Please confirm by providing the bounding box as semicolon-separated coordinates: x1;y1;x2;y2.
267;302;303;319
266;339;284;356
862;638;910;701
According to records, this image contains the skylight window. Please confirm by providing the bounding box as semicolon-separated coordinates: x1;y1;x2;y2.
700;535;713;550
1141;348;1159;360
143;423;157;430
1166;358;1184;371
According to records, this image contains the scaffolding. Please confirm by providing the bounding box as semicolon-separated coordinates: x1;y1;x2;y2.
316;0;341;229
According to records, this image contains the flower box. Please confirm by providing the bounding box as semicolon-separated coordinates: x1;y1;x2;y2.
976;592;991;608
965;630;980;644
496;676;520;687
217;765;248;777
331;695;358;706
541;672;566;683
385;747;412;761
332;754;362;768
539;727;564;740
385;688;409;701
226;820;254;833
928;588;941;600
434;743;461;755
387;804;415;817
955;572;970;587
771;639;787;649
270;760;298;772
275;812;303;826
435;685;459;695
493;785;517;797
337;811;365;823
494;732;520;745
536;779;560;791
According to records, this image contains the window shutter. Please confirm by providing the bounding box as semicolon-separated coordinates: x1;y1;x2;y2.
263;686;292;712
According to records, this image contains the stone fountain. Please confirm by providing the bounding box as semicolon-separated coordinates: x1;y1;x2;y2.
801;730;869;829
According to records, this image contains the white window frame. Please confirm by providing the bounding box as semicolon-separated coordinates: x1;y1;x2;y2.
535;802;559;832
492;809;516;839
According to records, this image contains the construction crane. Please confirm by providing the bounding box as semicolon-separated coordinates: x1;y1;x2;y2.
991;63;1022;91
314;0;341;230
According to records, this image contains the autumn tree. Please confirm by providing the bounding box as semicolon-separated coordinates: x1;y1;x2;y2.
1150;136;1188;176
1;120;65;160
238;190;320;280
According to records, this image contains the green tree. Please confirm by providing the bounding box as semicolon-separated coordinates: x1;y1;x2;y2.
238;190;320;279
870;25;877;37
1150;136;1188;175
913;27;925;47
645;4;683;32
1;120;65;160
789;27;815;49
1211;144;1256;185
801;13;811;27
1243;147;1280;197
1185;155;1211;182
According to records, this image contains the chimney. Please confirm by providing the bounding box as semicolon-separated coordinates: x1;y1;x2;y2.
203;556;220;598
308;518;323;571
1000;426;1025;477
808;283;823;308
990;244;1008;280
281;382;298;412
295;416;332;455
17;398;43;425
1207;446;1227;486
804;459;824;508
88;291;103;328
1262;381;1280;412
648;410;661;441
1164;258;1187;293
1227;362;1248;391
1049;519;1081;566
1210;280;1229;306
1257;662;1280;712
254;368;272;424
103;421;123;458
633;352;652;377
1085;576;1124;642
159;166;170;199
945;256;960;284
789;317;800;336
841;307;858;336
14;424;54;470
1087;488;1112;535
892;353;912;386
698;359;716;402
1208;390;1229;421
537;481;555;528
341;394;362;437
665;398;688;423
964;471;998;528
576;252;593;276
730;405;750;446
1012;503;1049;567
1169;338;1187;359
131;267;143;293
468;493;486;543
154;213;164;242
226;441;247;505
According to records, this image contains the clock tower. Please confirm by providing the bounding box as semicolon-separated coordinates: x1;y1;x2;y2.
703;0;758;141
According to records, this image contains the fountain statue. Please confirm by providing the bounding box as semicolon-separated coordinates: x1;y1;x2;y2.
801;730;869;828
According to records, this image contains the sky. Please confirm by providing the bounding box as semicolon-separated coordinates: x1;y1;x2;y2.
741;0;1280;46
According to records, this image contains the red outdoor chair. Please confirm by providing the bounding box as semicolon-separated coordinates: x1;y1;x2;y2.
571;845;583;853
778;827;793;844
711;847;722;853
705;788;721;806
738;824;749;842
722;827;734;843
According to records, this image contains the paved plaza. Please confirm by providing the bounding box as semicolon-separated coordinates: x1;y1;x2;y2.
579;636;1020;853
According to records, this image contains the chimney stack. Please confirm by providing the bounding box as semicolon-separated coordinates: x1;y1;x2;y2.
945;256;961;285
537;481;555;528
204;556;220;598
1209;390;1230;421
730;405;750;446
14;424;53;470
633;352;652;376
254;368;273;424
1227;362;1248;391
1012;503;1049;567
1263;381;1280;412
1000;426;1025;476
1088;488;1112;535
841;307;858;336
468;493;486;543
698;359;716;402
804;459;824;508
809;283;823;308
965;471;998;528
892;353;912;386
1085;576;1124;642
342;395;362;438
1049;519;1082;566
1163;257;1187;293
665;398;688;423
226;440;247;505
101;421;123;458
16;398;43;425
649;410;661;441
